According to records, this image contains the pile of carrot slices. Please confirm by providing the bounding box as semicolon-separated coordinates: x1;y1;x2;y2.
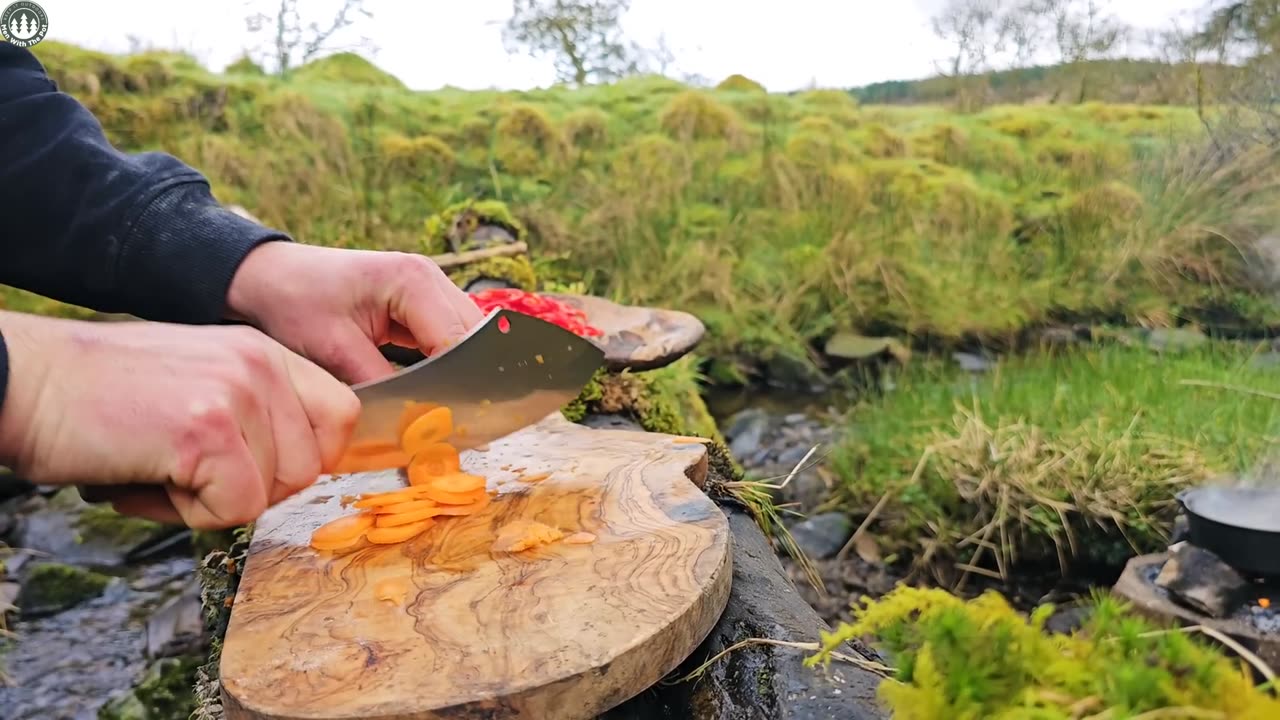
310;403;491;551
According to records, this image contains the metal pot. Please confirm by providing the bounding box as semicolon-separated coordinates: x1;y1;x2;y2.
1176;484;1280;579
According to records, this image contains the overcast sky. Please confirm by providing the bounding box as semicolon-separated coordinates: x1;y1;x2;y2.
33;0;1214;92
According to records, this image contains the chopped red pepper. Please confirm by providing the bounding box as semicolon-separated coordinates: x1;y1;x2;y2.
469;289;604;338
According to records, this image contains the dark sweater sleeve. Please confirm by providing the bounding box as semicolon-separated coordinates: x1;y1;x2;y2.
0;41;292;325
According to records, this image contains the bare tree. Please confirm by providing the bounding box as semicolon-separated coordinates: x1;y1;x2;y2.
930;0;1011;109
502;0;642;86
1031;0;1129;102
1181;0;1280;152
243;0;376;77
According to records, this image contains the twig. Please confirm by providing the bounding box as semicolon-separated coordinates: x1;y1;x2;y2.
1125;625;1275;684
665;637;896;685
429;241;529;270
836;488;892;562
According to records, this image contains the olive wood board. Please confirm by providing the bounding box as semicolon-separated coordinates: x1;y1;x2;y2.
543;293;705;372
218;412;732;720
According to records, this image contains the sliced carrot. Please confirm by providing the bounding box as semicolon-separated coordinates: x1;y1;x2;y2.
430;494;490;515
401;406;453;454
352;486;435;509
407;440;463;479
375;505;445;527
396;401;440;439
377;499;438;515
311;512;375;545
367;518;435;544
333;448;412;474
518;472;552;484
416;484;487;505
311;533;366;551
428;471;486;494
492;520;564;553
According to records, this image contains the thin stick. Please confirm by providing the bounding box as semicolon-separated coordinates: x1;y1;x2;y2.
1124;625;1276;683
1178;379;1280;402
665;637;896;685
429;241;529;270
837;488;893;562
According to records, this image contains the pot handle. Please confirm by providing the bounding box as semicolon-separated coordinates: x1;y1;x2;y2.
1174;487;1191;512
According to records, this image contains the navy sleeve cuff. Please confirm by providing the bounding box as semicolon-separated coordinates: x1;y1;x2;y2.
119;181;293;325
0;329;8;422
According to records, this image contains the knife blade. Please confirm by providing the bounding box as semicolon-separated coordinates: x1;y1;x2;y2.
348;308;605;451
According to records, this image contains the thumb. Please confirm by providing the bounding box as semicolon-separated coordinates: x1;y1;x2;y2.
315;327;396;385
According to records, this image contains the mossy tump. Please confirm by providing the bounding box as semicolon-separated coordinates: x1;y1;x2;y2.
493;103;567;176
658;91;743;143
290;52;405;89
447;255;537;291
715;74;767;93
17;562;111;615
561;107;610;150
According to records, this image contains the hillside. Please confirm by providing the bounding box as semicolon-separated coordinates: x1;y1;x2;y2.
850;58;1228;106
4;41;1278;375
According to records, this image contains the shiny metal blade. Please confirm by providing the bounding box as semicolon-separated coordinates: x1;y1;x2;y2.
349;308;605;451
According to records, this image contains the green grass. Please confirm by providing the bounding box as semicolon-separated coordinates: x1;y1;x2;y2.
830;338;1280;584
7;41;1280;371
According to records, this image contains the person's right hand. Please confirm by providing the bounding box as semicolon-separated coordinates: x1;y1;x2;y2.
0;310;361;529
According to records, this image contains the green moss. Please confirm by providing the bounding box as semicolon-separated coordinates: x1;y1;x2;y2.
447;255;537;291
563;357;721;442
423;199;527;255
379;133;456;180
224;55;264;76
193;526;253;720
99;655;201;720
494;103;566;176
290;52;405;88
811;586;1280;719
18;562;110;614
851;123;908;159
75;503;165;549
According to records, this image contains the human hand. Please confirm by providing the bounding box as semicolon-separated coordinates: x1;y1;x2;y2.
0;311;360;528
225;242;485;385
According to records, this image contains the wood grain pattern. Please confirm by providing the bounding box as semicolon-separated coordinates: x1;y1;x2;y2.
543;294;706;372
219;412;731;720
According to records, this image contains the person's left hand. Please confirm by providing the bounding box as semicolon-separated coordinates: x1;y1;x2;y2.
225;242;485;385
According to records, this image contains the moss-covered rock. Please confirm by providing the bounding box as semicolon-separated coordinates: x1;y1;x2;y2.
423;199;526;255
17;562;110;616
561;357;721;442
99;654;201;720
447;254;537;291
74;503;166;551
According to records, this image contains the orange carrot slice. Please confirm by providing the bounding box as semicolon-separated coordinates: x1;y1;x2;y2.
429;471;486;494
333;447;412;474
431;494;490;515
378;499;438;515
352;486;435;509
367;518;435;544
492;520;564;553
416;484;487;505
396;401;440;439
311;533;366;551
401;407;453;455
311;512;375;545
411;442;461;477
375;505;446;527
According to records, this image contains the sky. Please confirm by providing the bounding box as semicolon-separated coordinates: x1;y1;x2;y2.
30;0;1218;92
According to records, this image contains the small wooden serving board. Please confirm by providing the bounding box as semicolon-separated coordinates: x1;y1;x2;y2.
542;293;705;372
219;413;731;720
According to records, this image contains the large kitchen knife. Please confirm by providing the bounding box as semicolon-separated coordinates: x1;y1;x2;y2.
348;308;605;452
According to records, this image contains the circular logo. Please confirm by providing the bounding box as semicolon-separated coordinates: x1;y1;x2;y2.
0;1;48;48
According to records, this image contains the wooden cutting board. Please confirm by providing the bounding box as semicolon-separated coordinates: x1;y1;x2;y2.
219;413;732;720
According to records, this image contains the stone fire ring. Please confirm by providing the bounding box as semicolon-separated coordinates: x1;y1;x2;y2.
1113;552;1280;669
543;293;706;372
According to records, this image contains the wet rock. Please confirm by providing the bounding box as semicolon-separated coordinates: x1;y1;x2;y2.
953;351;993;373
1155;541;1250;618
146;578;205;660
784;412;808;425
777;443;813;468
823;332;909;363
763;350;828;393
579;413;644;432
790;512;855;560
1044;605;1092;635
725;408;769;458
1146;327;1208;353
15;487;170;567
16;561;112;618
0;556;194;719
99;654;202;720
1037;326;1081;349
